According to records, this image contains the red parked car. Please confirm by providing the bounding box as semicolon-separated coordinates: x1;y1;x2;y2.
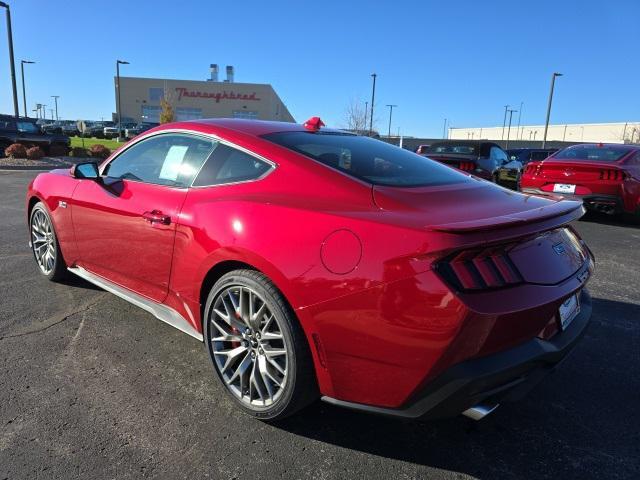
520;143;640;216
26;118;594;421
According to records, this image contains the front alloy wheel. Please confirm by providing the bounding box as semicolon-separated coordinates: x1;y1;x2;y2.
204;270;317;420
30;202;67;281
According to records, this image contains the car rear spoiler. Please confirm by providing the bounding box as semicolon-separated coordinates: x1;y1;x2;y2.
427;200;584;233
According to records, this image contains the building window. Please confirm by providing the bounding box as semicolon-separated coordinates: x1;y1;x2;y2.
149;88;164;101
141;105;162;123
232;110;258;120
176;107;203;121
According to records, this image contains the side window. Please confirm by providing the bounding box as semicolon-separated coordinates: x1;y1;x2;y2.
627;151;640;166
104;133;216;187
530;151;550;161
490;146;508;163
192;144;273;187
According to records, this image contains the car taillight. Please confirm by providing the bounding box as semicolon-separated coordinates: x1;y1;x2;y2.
436;245;523;291
458;161;475;171
599;169;623;180
524;163;541;176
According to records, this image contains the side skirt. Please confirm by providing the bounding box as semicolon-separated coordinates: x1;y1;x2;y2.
68;266;203;341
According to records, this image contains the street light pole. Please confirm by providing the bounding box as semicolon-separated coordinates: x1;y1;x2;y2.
442;118;447;139
369;73;377;136
505;108;517;149
501;105;509;140
51;95;59;120
364;101;368;133
542;72;563;148
116;59;129;141
516;101;523;140
386;104;397;137
0;2;19;120
20;60;35;118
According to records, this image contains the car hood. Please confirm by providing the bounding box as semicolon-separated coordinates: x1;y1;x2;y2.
372;180;582;233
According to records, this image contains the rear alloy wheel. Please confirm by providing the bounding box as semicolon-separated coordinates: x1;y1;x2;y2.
204;270;317;420
30;202;67;281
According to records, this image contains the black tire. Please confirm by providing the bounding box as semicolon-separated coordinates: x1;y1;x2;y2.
29;202;68;281
203;269;317;421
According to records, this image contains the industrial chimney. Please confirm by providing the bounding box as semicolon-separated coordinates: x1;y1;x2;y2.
225;65;234;83
208;64;219;82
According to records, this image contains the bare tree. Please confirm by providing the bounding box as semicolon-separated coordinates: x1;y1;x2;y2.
343;99;369;135
160;85;175;124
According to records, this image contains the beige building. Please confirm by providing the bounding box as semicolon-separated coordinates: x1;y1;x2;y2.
449;122;640;144
115;70;294;124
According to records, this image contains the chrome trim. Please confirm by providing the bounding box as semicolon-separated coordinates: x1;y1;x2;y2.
68;266;203;341
462;403;499;421
98;128;277;188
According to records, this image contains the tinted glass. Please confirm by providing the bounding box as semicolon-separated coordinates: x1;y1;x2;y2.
17;121;41;133
554;145;631;162
490;146;508;162
104;133;216;187
427;143;477;155
193;144;272;186
263;132;466;187
530;151;552;161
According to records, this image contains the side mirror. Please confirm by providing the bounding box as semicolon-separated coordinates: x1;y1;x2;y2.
71;161;100;180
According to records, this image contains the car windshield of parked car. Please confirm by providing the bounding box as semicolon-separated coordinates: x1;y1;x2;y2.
262;131;467;187
426;143;478;155
554;146;630;162
17;122;41;134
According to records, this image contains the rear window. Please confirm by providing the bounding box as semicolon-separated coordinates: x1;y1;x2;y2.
554;145;630;162
427;143;478;155
262;132;466;187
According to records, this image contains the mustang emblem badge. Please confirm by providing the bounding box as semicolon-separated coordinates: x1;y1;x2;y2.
563;168;573;177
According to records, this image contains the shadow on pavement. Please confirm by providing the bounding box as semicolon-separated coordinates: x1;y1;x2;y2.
273;297;639;479
579;210;640;229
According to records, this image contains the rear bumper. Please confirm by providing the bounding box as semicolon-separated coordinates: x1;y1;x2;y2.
322;288;592;419
521;187;622;214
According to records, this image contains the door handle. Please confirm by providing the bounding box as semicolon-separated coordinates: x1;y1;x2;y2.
142;210;171;225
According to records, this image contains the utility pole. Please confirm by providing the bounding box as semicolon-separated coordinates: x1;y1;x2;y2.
20;60;35;117
501;105;509;140
386;104;397;137
505;108;517;149
116;59;130;141
517;101;523;140
542;72;563;148
0;2;20;119
51;95;59;120
369;73;377;135
442;118;447;139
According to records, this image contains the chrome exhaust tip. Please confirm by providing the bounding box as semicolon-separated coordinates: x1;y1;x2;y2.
462;403;499;421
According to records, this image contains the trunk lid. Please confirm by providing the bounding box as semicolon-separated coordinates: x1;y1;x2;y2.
373;182;587;286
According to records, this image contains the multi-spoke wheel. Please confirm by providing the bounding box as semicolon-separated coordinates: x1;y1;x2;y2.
30;202;67;281
204;270;317;420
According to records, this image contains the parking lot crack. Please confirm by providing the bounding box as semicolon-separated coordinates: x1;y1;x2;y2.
0;293;107;340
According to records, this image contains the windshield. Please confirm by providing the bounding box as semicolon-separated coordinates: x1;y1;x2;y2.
17;122;41;134
427;143;478;155
262;131;467;187
554;145;630;162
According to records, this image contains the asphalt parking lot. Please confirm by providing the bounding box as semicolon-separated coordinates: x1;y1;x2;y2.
0;170;638;480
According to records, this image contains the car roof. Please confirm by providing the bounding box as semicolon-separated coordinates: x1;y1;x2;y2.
562;143;640;151
164;118;346;137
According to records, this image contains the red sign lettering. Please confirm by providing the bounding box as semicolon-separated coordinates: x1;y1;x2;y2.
175;87;260;103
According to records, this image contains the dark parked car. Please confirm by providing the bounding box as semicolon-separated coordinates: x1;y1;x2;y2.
497;148;559;189
0;115;70;155
41;121;64;135
424;140;509;182
125;122;159;139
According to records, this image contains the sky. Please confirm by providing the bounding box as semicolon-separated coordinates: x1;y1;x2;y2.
1;0;639;137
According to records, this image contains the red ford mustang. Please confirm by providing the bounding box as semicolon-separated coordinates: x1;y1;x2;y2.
520;143;640;216
26;118;594;421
